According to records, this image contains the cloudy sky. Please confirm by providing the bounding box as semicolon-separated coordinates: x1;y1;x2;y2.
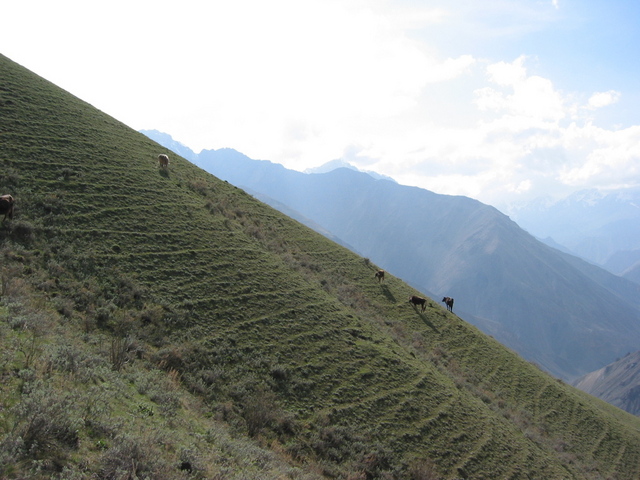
2;0;640;209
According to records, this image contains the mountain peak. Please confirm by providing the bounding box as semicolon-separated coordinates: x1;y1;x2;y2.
305;159;397;183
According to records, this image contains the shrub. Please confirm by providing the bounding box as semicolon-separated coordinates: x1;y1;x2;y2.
79;384;113;438
36;192;66;215
270;364;289;382
242;390;280;437
95;302;117;328
5;380;81;463
408;458;441;480
114;276;146;309
16;330;43;370
54;296;74;318
188;178;212;196
0;435;25;477
97;433;171;480
109;335;139;371
0;166;21;189
0;264;23;298
46;342;83;375
240;389;298;439
139;303;165;325
10;220;35;244
126;367;183;418
153;346;185;371
309;425;361;463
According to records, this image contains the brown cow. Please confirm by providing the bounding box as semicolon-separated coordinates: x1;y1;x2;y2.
374;270;385;283
158;154;170;168
442;297;454;312
409;295;427;312
0;195;14;222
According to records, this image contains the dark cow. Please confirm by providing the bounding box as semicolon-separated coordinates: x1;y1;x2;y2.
409;295;427;312
0;195;14;222
158;154;170;168
442;297;454;312
374;270;385;283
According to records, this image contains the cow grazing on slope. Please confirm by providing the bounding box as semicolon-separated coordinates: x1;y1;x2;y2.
442;297;454;312
0;195;14;222
409;295;427;312
375;270;385;283
158;154;170;168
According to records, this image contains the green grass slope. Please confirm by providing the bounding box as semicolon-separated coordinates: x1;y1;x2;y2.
2;52;640;479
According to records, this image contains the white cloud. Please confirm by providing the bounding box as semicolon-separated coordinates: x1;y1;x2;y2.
2;0;638;208
112;0;476;164
475;56;566;124
486;56;528;86
371;56;639;207
559;124;640;187
587;90;621;109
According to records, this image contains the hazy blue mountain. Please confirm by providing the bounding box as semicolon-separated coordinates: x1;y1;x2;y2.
142;132;640;380
604;249;640;284
140;129;199;162
622;262;640;285
573;351;640;416
508;188;640;272
243;186;361;254
305;158;397;182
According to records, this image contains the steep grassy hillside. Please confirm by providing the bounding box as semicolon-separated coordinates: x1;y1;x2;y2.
2;53;640;479
186;148;640;380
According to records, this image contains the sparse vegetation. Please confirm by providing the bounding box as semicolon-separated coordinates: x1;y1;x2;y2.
2;51;640;479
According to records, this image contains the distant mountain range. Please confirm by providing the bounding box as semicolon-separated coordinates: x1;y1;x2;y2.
142;130;640;381
304;158;397;182
507;188;640;281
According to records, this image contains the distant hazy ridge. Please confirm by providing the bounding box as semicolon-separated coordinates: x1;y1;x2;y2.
142;132;640;382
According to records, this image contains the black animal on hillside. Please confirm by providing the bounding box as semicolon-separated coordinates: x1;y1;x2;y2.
0;195;14;222
442;297;454;312
409;295;427;312
375;270;385;283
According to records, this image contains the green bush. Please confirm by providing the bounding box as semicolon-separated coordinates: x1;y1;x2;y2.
9;220;35;244
2;379;81;472
97;433;170;480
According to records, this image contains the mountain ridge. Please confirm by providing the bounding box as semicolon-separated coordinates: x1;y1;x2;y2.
573;351;640;416
143;140;640;380
508;187;640;272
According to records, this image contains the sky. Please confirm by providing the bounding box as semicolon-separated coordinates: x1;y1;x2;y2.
2;0;640;210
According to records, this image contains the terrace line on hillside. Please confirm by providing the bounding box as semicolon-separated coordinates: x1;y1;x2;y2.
2;52;640;479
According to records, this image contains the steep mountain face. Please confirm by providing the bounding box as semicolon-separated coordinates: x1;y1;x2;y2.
573;351;640;416
5;53;640;479
181;147;640;380
508;188;640;271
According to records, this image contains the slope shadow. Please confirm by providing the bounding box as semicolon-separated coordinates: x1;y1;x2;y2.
380;284;396;303
411;304;439;333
